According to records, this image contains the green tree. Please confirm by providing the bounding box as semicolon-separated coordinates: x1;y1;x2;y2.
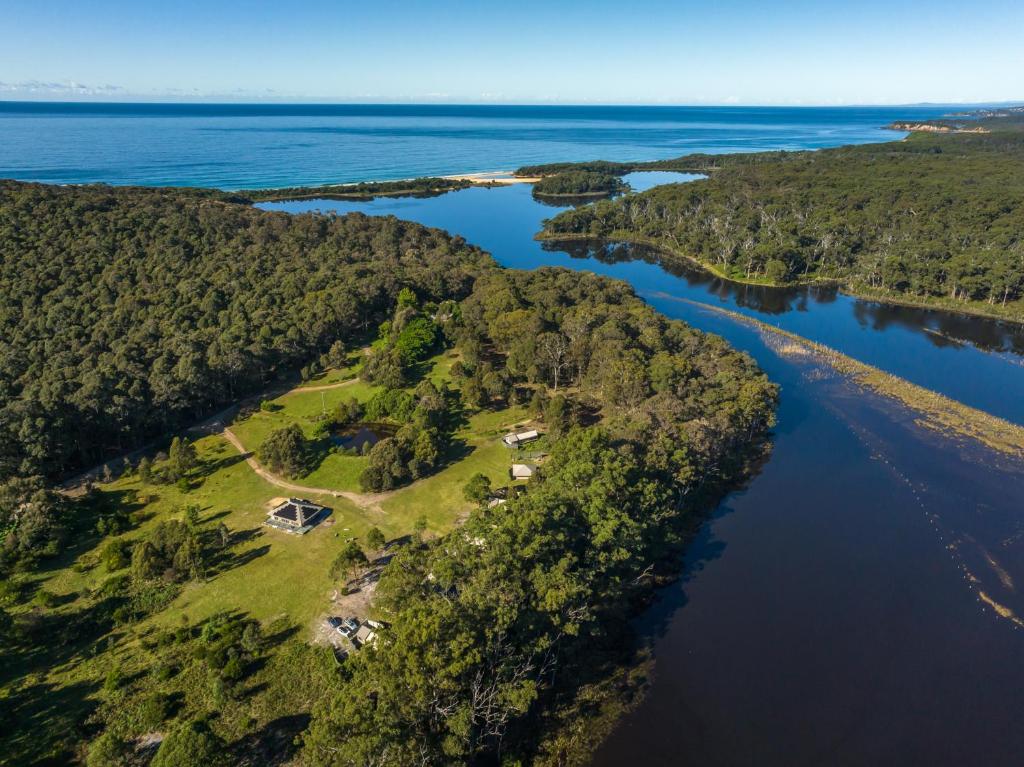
168;437;198;479
258;424;307;478
130;541;163;581
366;527;386;552
100;538;130;572
150;719;228;767
360;438;408;492
331;541;369;583
137;457;153;484
462;473;492;505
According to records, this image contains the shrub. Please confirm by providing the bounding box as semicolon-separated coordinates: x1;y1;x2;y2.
100;538;131;572
462;473;492;505
258;424;308;478
151;719;228;767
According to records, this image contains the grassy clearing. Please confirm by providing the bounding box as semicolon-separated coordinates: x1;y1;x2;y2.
58;352;531;629
379;405;533;529
2;350;542;763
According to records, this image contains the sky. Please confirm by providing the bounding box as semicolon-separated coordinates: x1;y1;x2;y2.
1;0;1022;105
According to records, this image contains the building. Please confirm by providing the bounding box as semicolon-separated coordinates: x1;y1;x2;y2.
502;429;540;448
354;624;378;648
265;498;328;534
510;463;536;480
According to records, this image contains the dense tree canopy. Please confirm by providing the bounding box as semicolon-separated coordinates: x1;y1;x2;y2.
304;268;778;765
537;131;1024;314
532;171;627;198
0;181;491;481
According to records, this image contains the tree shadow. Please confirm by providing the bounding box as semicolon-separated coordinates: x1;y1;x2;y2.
208;544;271;577
229;713;310;766
33;489;146;575
192;452;246;481
263;621;300;649
0;677;100;766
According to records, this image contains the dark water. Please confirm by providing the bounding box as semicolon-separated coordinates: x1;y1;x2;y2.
259;176;1024;425
332;424;391;452
0;103;953;188
259;176;1024;765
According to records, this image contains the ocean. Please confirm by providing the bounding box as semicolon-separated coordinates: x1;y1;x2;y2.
0;102;953;189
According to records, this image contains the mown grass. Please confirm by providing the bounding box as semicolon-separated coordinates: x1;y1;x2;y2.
2;350;541;764
379;405;532;526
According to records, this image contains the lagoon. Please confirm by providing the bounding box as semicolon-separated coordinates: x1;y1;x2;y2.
259;175;1024;765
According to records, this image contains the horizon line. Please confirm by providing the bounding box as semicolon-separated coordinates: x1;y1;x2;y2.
2;98;1023;109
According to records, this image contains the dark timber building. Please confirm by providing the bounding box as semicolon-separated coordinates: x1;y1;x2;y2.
265;498;328;534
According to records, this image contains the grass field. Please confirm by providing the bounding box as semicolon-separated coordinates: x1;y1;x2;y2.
0;348;544;764
40;351;535;637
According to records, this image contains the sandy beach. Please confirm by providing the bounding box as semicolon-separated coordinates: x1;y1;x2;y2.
444;171;541;185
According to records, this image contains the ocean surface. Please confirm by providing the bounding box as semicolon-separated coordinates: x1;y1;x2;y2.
0;102;953;189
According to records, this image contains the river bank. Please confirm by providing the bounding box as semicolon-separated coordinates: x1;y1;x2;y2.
537;231;1024;326
663;296;1024;459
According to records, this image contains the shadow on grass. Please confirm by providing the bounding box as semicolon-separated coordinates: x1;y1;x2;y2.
33;489;146;575
0;675;100;766
208;543;271;578
230;713;310;766
192;452;246;481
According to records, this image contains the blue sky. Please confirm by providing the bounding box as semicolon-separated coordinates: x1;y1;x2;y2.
1;0;1021;104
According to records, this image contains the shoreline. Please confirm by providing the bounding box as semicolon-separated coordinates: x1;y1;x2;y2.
443;171;541;184
666;296;1024;459
536;232;1024;327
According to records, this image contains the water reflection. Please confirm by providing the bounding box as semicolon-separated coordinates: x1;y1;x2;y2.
550;239;1024;354
259;178;1024;424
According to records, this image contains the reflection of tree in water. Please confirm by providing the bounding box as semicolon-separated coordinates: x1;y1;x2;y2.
543;237;1024;356
541;238;816;315
853;299;1024;354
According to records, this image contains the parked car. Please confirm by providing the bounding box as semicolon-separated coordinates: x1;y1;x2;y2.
326;616;360;638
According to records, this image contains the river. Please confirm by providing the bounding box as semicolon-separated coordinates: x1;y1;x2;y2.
258;174;1024;765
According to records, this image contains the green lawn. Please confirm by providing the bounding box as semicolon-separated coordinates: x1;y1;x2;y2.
41;354;534;633
2;354;545;764
380;405;533;530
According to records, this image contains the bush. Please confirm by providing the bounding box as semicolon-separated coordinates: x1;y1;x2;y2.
101;538;131;572
151;719;228;767
86;731;130;767
136;692;172;730
462;473;492;505
258;424;308;478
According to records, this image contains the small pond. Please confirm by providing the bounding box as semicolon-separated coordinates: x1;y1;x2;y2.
331;423;396;452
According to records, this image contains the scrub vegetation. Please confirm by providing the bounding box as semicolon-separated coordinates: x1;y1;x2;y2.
531;171;627;199
242;177;473;202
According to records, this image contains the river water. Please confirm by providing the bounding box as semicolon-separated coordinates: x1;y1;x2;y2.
260;176;1024;765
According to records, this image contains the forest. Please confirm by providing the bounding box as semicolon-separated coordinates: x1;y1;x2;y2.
242;177;472;202
530;125;1024;317
0;175;776;765
0;180;492;484
302;267;777;766
531;171;627;198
